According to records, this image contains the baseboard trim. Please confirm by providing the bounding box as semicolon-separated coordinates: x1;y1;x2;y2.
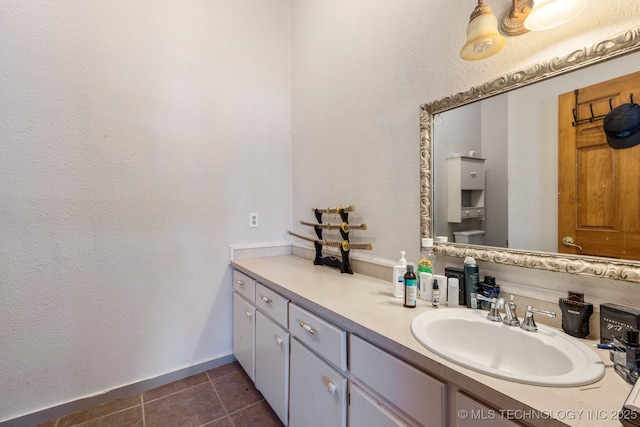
1;354;237;427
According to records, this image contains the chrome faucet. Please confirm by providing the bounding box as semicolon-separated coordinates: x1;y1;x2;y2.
475;294;504;322
520;305;556;332
502;295;520;326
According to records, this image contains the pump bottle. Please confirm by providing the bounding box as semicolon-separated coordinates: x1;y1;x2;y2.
392;251;407;298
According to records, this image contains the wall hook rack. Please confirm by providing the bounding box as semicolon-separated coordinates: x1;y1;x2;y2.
572;89;636;126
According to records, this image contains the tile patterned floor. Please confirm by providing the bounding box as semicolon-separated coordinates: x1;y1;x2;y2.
35;362;283;427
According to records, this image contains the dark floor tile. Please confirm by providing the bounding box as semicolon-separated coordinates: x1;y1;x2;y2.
57;410;87;427
143;372;209;403
57;394;141;427
229;401;283;427
82;406;143;427
206;361;243;380
204;416;234;427
212;370;263;413
144;382;225;427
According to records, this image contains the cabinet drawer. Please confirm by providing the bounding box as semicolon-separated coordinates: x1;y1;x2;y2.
350;334;446;427
349;383;408;427
233;270;255;303
255;283;289;328
461;207;484;219
289;303;347;371
455;393;521;427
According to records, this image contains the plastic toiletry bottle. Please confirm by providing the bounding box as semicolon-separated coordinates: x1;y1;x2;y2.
403;263;417;308
447;277;460;307
418;238;436;299
392;251;407;298
418;238;436;274
464;256;480;309
432;279;440;308
419;272;433;301
432;274;447;305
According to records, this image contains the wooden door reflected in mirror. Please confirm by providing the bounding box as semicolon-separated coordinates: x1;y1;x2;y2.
558;70;640;260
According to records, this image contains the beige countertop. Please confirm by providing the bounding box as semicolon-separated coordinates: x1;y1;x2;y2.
231;255;633;427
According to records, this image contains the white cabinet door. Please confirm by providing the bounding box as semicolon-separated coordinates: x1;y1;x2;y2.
289;338;346;427
255;310;289;425
349;383;409;427
232;292;255;381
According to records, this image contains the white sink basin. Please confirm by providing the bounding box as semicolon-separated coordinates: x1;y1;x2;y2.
411;308;605;387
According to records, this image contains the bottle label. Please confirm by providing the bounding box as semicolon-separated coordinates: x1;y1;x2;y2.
404;278;417;307
418;259;433;273
432;290;440;308
470;293;478;309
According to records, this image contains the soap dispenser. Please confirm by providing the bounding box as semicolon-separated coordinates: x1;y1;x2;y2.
392;251;407;298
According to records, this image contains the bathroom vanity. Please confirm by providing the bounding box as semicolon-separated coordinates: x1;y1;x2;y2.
231;255;631;427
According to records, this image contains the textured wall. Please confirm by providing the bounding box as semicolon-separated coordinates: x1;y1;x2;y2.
0;0;291;421
2;0;640;421
290;0;640;264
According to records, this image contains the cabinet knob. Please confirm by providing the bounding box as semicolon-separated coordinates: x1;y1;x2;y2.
235;280;246;287
245;311;252;319
299;321;317;335
261;295;273;304
470;171;477;177
327;382;337;395
275;336;283;346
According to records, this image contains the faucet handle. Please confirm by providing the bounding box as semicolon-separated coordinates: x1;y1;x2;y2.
502;294;520;326
476;294;503;322
520;304;556;332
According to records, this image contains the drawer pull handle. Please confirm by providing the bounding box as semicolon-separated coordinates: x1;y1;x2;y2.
275;336;283;346
327;382;337;395
245;311;252;319
235;280;246;287
261;295;273;304
299;322;317;335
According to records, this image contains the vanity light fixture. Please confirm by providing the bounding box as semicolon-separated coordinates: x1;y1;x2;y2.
500;0;588;36
524;0;588;31
460;0;506;61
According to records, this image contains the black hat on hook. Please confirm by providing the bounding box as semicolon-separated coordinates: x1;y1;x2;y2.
603;103;640;149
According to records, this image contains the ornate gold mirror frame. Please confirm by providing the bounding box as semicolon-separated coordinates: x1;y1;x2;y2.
420;26;640;283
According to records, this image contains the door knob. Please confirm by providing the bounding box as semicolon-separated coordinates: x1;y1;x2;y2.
562;236;583;251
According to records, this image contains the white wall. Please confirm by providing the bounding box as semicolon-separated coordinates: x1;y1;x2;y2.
3;0;640;422
0;0;291;421
290;0;640;264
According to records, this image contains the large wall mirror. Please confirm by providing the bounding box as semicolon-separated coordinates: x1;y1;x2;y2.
420;26;640;283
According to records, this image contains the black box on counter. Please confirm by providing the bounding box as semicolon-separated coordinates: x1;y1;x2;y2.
445;267;466;306
600;303;640;344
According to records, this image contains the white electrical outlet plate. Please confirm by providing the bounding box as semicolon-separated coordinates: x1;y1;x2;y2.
249;213;259;228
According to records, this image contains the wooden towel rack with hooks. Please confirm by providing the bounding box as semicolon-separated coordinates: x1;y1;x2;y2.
571;89;635;127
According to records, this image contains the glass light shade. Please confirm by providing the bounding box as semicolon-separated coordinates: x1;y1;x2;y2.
460;9;506;60
524;0;588;31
